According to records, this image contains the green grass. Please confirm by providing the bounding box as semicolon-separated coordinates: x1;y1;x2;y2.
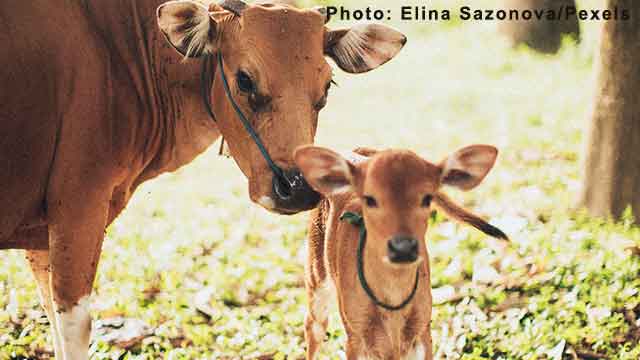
2;0;640;359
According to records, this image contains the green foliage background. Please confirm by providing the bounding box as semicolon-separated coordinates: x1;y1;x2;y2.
2;0;640;359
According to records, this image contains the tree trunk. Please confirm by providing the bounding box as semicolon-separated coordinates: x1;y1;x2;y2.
581;0;640;222
500;0;580;54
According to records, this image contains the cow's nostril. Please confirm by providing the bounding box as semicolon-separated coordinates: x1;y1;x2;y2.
273;175;293;201
270;168;321;213
387;236;419;263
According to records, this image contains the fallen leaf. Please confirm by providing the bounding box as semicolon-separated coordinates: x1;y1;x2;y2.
432;285;457;305
93;317;153;350
547;339;566;360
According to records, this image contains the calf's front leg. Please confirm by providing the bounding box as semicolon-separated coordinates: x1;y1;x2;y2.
419;324;434;360
345;336;365;360
407;337;432;360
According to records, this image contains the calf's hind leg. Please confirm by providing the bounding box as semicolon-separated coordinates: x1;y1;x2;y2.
304;206;330;360
304;280;331;360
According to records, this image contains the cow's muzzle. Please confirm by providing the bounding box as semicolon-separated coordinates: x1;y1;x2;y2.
272;168;321;214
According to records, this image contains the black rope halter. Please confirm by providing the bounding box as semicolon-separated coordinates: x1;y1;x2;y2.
200;51;290;186
340;212;420;311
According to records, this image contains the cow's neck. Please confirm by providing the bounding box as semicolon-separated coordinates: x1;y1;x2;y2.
87;0;221;186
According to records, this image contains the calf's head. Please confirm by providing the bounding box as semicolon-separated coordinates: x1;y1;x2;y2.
157;0;406;214
295;145;507;267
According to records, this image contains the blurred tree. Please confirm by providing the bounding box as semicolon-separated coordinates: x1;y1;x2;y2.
581;0;640;222
499;0;580;53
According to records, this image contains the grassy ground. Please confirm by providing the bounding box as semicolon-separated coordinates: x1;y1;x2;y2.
2;0;640;359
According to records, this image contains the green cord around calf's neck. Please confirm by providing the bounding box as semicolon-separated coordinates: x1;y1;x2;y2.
340;211;420;311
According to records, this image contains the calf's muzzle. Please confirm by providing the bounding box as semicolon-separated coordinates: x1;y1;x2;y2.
388;236;419;264
272;168;321;213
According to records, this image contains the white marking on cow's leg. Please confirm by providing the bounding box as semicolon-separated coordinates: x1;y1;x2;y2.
258;196;276;210
54;296;91;360
403;343;426;360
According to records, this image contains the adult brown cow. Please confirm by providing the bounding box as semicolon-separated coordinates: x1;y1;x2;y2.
0;0;405;357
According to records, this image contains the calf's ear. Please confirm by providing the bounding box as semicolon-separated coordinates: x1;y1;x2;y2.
325;24;407;74
440;145;498;191
294;146;355;196
157;1;229;58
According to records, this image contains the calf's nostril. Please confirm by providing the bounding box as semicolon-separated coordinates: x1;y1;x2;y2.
388;236;419;263
390;237;417;252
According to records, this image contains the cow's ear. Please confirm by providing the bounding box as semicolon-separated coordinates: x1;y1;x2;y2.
325;24;407;74
157;1;227;58
294;146;356;196
440;145;498;191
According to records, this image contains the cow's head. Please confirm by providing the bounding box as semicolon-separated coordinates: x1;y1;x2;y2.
295;145;507;267
157;0;406;214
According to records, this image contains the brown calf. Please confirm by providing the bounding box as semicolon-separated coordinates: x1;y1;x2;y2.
294;145;508;359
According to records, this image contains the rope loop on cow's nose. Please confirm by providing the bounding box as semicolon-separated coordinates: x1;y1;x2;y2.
200;52;291;186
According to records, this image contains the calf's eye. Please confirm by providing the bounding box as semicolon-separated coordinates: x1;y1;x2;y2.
314;97;327;111
236;71;255;93
421;195;433;208
364;196;378;208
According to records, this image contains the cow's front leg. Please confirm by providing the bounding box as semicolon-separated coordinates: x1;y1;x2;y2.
48;189;111;360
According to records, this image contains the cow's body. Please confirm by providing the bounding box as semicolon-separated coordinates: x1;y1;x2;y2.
1;0;215;247
0;1;407;358
2;2;220;356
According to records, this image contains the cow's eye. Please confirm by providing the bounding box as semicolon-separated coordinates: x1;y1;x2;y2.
421;195;433;208
236;71;255;93
314;81;333;111
364;196;378;208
